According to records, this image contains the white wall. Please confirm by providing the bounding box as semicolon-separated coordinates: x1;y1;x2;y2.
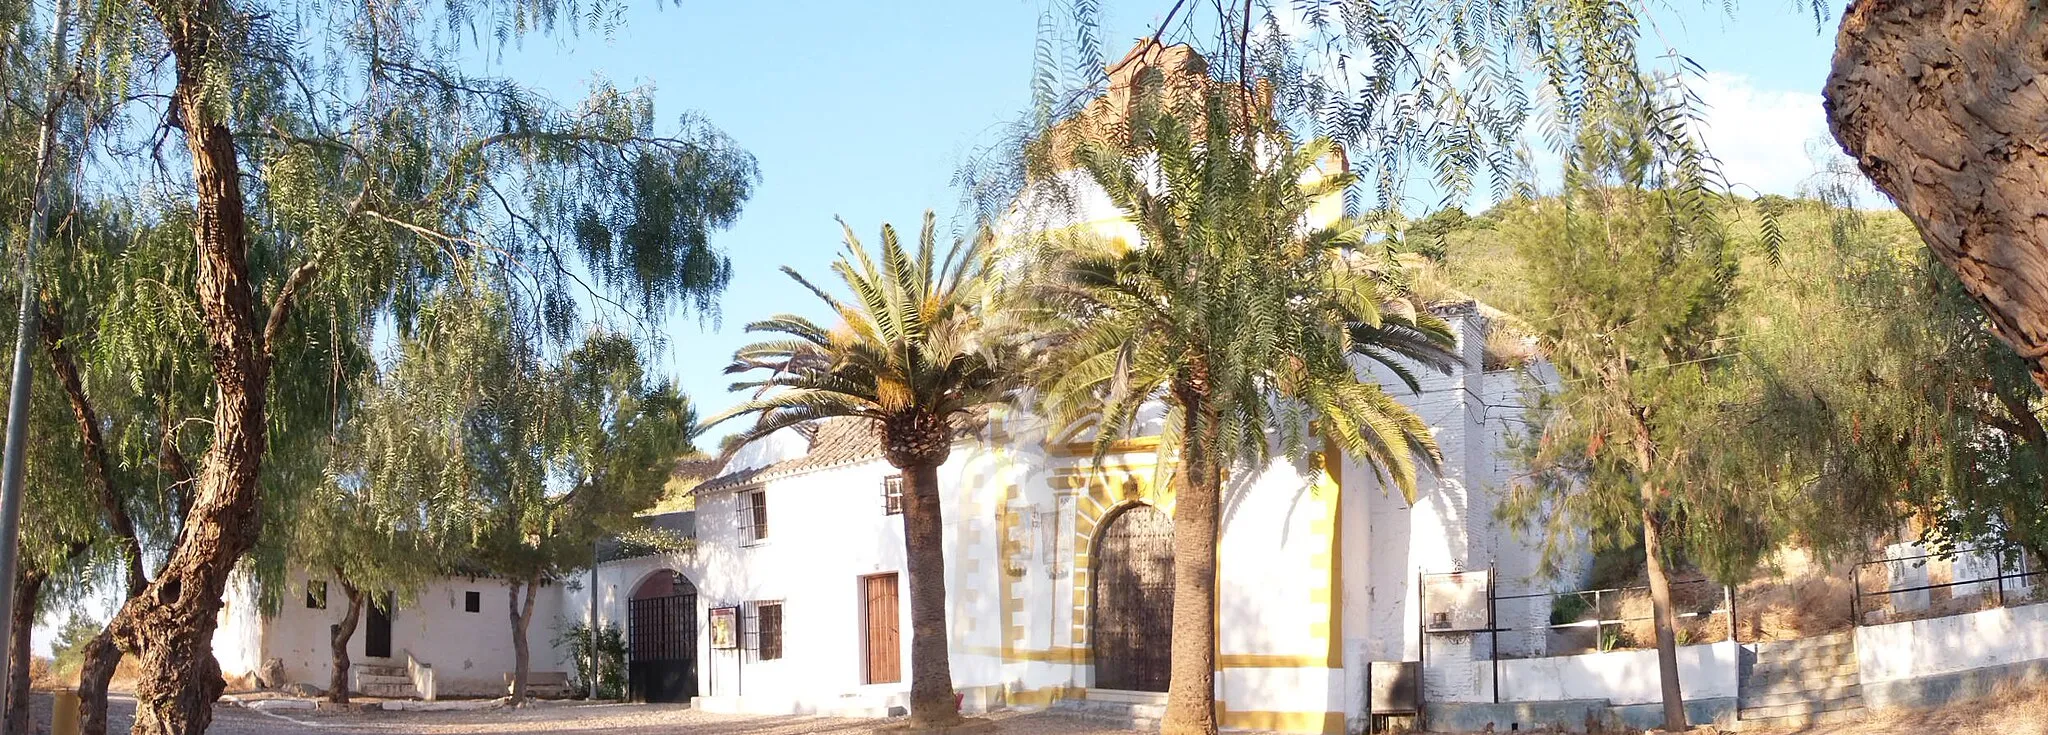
1858;601;2048;683
1424;641;1737;705
685;426;1016;714
251;569;565;697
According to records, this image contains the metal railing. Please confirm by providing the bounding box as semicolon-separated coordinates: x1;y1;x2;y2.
1490;577;1735;655
1418;569;1733;711
1851;547;2046;626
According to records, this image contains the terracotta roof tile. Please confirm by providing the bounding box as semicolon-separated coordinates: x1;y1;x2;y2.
693;417;885;495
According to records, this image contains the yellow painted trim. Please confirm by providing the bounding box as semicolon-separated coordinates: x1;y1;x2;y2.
1050;435;1162;457
1323;438;1346;669
1216;653;1334;668
1219;706;1347;735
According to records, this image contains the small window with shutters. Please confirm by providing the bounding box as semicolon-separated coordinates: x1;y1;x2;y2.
882;475;903;515
744;601;783;661
464;590;481;613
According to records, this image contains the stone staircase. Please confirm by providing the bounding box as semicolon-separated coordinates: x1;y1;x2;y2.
352;660;420;699
1050;689;1165;731
1735;631;1867;730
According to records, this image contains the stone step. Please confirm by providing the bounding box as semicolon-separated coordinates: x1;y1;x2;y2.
1739;683;1861;709
355;674;410;687
358;682;418;699
1742;662;1861;687
1741;671;1863;697
1739;695;1865;721
1751;645;1857;666
1730;704;1866;731
1751;632;1855;656
1052;699;1164;730
353;664;408;678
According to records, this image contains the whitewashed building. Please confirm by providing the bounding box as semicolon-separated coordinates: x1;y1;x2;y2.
214;567;571;699
550;299;1562;735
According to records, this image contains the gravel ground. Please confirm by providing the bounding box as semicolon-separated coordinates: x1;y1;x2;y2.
24;694;1144;735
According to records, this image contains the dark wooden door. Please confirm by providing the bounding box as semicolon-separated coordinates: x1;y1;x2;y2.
864;573;901;684
365;592;393;659
1091;504;1174;692
628;572;698;703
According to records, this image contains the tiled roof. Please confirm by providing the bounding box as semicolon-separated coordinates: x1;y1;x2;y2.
692;417;886;495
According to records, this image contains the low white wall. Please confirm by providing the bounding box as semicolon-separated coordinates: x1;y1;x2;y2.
1428;641;1737;705
1858;601;2048;683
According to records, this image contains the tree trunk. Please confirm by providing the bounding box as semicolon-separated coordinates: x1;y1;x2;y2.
1639;480;1688;732
898;460;962;729
507;577;537;706
327;581;365;704
1827;0;2048;389
114;0;285;732
6;568;44;735
76;631;122;735
41;306;145;593
1161;374;1220;735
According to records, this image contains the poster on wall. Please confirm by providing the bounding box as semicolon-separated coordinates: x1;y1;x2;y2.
709;606;739;649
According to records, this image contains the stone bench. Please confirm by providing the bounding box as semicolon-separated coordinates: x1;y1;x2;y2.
505;671;574;699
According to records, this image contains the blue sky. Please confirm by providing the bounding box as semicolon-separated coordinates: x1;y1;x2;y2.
32;0;1858;655
461;0;1851;447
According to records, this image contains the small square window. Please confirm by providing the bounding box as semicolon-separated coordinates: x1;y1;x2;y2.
306;581;328;610
464;590;481;613
882;475;903;516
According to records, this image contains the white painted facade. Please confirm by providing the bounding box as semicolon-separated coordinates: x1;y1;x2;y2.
214;567;569;698
566;302;1570;734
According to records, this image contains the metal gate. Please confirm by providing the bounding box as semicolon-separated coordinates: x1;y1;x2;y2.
628;573;697;703
1090;503;1174;692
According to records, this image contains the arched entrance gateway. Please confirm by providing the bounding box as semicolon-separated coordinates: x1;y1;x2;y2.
627;570;697;702
1090;503;1175;692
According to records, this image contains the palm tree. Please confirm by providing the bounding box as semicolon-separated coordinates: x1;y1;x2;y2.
1026;112;1455;735
708;212;1014;729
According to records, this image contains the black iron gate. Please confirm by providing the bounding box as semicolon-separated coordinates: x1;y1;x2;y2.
1091;503;1174;692
628;577;697;703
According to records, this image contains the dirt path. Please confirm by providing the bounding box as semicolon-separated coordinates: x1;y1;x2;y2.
25;694;1143;735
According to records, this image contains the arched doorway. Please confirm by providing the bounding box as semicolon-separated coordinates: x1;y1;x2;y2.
627;570;697;702
1090;503;1174;692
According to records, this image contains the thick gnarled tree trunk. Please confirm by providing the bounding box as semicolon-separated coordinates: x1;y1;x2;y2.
328;581;365;704
1828;0;2048;388
1161;373;1219;735
879;412;963;729
76;632;123;735
6;568;45;735
114;0;288;731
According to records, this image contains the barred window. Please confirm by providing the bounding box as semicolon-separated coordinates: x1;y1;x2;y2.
464;590;481;613
306;581;328;610
737;489;769;544
882;475;904;516
745;601;784;661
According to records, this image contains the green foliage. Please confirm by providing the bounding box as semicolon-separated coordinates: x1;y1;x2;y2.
707;210;1020;452
1496;133;1778;583
554;621;626;700
1549;592;1592;626
351;289;696;584
49;611;100;678
1023;97;1455;496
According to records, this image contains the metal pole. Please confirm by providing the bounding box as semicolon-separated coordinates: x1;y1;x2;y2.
1995;552;2006;608
1850;563;1860;625
1488;567;1498;705
589;540;599;700
0;1;73;721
